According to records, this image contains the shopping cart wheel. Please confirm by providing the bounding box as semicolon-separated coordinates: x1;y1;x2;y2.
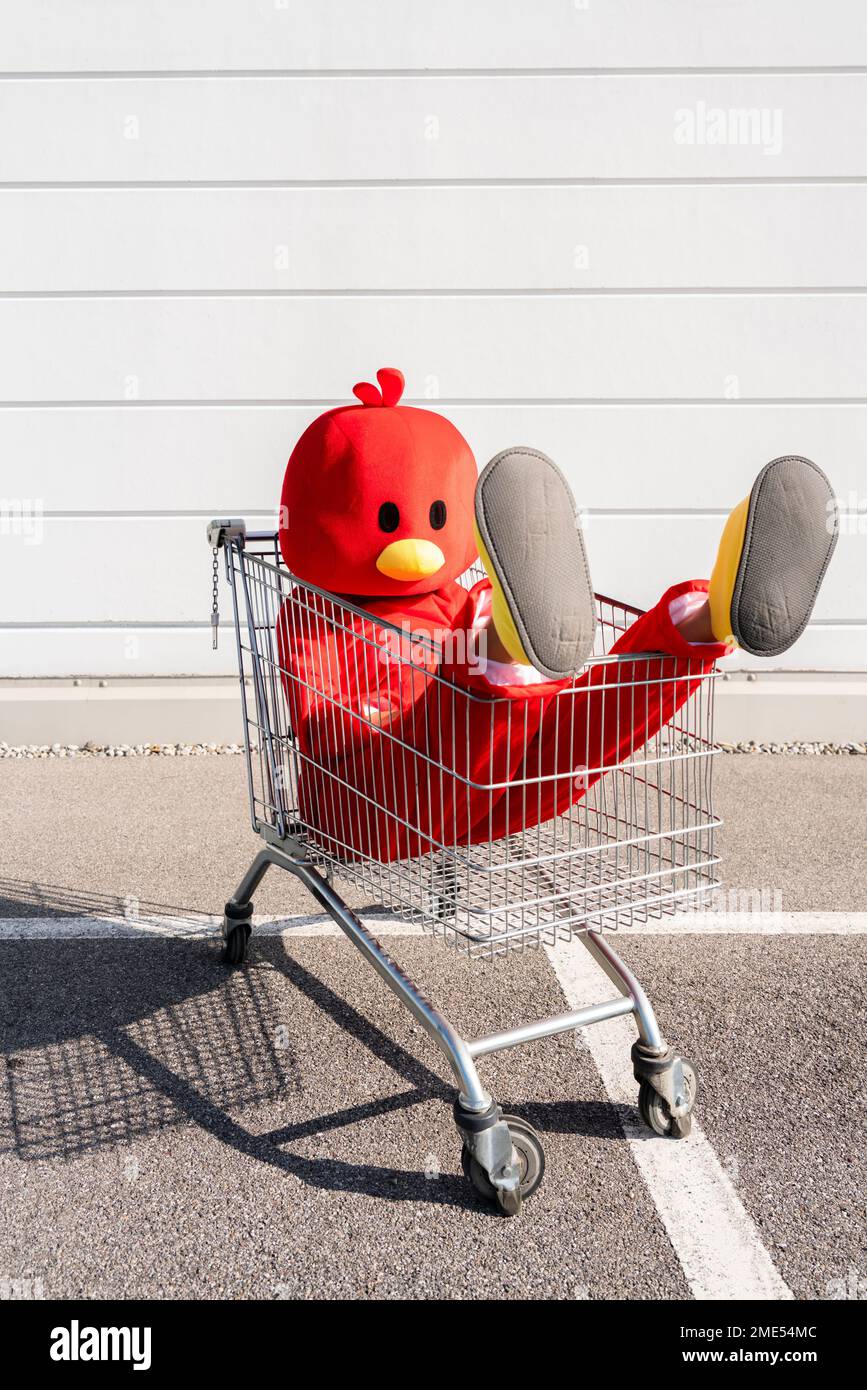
222;902;253;967
223;922;251;966
222;906;252;961
460;1115;545;1216
638;1058;696;1139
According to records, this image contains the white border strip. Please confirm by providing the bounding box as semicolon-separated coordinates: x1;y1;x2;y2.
546;937;794;1301
0;910;863;940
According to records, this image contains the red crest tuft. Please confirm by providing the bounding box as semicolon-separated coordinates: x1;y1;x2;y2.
352;366;405;408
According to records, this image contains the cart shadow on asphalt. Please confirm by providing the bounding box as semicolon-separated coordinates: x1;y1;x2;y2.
0;926;623;1213
0;879;215;922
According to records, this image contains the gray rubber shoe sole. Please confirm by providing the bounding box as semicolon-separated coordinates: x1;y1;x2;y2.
475;447;596;679
732;455;838;657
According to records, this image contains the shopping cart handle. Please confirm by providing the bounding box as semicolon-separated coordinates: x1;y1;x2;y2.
207;518;246;549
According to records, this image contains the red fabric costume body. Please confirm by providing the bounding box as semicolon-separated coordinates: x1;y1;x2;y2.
276;369;727;863
277;576;727;863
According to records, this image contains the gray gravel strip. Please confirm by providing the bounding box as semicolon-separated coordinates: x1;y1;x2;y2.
1;740;864;759
719;741;866;755
0;741;246;759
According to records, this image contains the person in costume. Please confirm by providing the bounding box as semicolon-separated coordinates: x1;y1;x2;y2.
277;368;838;863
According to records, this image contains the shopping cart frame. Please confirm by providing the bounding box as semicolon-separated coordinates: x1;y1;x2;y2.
209;519;717;1216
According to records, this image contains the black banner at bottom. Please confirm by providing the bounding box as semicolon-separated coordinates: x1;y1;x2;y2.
1;1296;860;1375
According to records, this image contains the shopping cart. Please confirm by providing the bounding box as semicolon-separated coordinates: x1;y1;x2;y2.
208;519;722;1215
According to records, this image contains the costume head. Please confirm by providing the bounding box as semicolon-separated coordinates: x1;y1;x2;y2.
279;369;478;597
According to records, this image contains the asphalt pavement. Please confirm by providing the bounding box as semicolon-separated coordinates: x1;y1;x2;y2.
1;754;864;1300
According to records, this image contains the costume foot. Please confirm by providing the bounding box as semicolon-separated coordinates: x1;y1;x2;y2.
708;455;838;656
474;448;596;679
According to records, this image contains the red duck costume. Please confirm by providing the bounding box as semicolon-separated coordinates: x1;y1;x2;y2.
277;369;728;863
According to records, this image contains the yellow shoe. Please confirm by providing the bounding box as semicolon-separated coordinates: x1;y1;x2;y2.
474;448;596;679
708;456;838;655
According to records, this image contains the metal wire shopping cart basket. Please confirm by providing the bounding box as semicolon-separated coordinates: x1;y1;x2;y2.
208;519;722;1215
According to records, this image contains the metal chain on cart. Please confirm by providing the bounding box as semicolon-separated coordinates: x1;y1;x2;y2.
206;521;245;652
210;546;220;649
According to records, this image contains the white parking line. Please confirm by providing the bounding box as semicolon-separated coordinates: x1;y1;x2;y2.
546;937;793;1302
0;913;427;939
0;913;423;939
0;909;864;939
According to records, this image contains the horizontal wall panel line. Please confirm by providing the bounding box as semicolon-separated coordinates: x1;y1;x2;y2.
3;288;867;300
3;621;859;632
0;622;221;631
4;399;867;410
32;508;863;521
4;67;867;80
3;400;867;411
6;178;867;191
38;510;271;520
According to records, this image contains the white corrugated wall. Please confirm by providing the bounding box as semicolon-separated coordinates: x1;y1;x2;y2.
0;1;865;696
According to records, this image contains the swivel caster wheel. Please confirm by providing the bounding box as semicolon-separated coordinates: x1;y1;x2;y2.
222;897;254;967
223;921;251;966
638;1058;697;1139
461;1114;546;1217
222;904;252;966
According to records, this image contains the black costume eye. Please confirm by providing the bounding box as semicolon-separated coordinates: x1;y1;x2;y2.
378;502;400;533
429;500;447;530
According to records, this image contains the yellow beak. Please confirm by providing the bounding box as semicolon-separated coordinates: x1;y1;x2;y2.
375;538;445;582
